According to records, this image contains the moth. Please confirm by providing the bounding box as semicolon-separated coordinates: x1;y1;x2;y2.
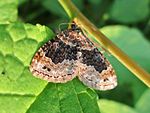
30;23;117;90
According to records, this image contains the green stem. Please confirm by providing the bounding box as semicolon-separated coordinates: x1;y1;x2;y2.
58;0;150;87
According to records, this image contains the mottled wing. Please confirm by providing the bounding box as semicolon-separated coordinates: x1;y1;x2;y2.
78;47;117;90
30;37;79;83
30;23;117;90
58;27;117;90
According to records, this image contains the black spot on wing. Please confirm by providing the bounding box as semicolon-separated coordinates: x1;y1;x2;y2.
81;48;107;73
44;36;78;64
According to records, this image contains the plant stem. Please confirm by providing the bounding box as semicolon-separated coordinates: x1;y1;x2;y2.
58;0;150;87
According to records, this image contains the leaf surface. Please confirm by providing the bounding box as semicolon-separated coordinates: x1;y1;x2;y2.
98;99;138;113
0;0;18;24
109;0;150;23
135;89;150;113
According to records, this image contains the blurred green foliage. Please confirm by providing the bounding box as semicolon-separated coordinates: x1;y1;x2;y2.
0;0;150;113
0;0;18;24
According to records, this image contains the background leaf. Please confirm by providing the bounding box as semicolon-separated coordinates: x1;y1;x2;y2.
135;89;150;113
41;0;84;17
0;0;18;24
109;0;150;23
98;99;138;113
98;25;150;105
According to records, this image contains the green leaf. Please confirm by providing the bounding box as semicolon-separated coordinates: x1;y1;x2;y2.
135;89;150;113
0;94;35;113
98;99;138;113
41;0;84;17
0;22;52;113
27;79;100;113
0;0;18;24
0;22;100;113
87;0;102;5
18;0;27;5
109;0;150;23
99;25;150;105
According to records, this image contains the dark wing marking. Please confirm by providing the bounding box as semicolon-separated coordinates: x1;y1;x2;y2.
30;36;79;83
